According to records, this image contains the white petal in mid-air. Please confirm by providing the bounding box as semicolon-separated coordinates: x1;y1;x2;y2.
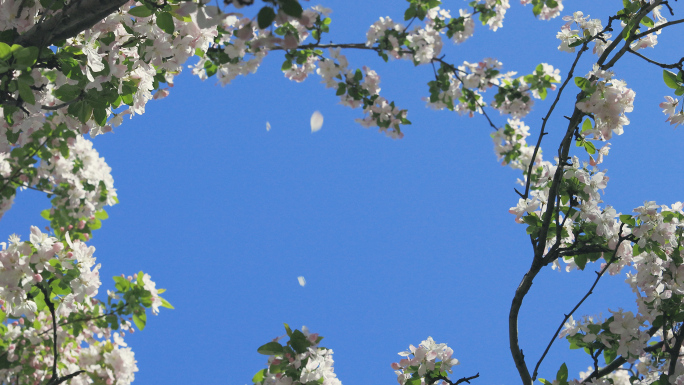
310;111;323;132
298;276;306;287
266;121;271;131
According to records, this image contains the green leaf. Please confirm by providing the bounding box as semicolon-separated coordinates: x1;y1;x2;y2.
574;254;587;270
54;84;81;102
603;349;617;364
620;214;635;226
284;323;293;336
583;141;596;155
556;363;568;383
93;108;107;126
281;0;303;18
156;12;175;34
128;6;154;18
675;86;684;96
12;46;39;68
0;42;10;60
581;118;592;132
137;270;144;286
640;15;654;28
113;276;131;292
574;77;592;91
94;209;108;220
17;80;35;105
257;7;276;30
336;83;346;96
40;209;51;220
664;70;680;90
252;369;266;384
257;341;284;355
67;101;92;123
404;5;416;21
160;296;174;309
290;329;310;353
539;379;553;385
133;312;146;331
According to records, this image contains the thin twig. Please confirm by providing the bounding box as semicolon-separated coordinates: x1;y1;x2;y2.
522;42;588;199
532;225;627;380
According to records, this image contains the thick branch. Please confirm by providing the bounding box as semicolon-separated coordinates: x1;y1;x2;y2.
14;0;128;48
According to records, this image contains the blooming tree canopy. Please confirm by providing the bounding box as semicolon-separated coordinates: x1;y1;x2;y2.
0;0;683;384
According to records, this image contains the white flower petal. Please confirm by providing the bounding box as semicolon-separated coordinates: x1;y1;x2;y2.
310;111;323;132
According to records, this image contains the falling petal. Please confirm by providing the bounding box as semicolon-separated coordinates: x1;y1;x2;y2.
266;121;271;131
298;276;306;287
310;111;323;132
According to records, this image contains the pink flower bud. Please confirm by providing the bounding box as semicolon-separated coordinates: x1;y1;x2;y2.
18;318;24;325
33;274;43;283
78;220;86;229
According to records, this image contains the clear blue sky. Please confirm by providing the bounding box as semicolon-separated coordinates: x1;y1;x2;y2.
2;1;684;384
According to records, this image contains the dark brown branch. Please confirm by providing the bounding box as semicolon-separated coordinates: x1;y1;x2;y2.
41;95;83;111
626;48;684;70
51;370;86;385
427;372;480;385
38;311;115;337
666;326;684;384
38;284;59;385
632;18;684;40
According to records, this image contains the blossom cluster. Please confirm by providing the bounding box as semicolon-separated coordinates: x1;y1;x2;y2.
391;337;460;385
575;67;636;140
253;325;341;385
0;227;168;384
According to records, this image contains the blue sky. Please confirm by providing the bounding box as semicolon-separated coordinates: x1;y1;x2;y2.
2;1;684;384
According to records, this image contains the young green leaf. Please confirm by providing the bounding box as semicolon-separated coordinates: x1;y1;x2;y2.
257;341;284;355
663;70;680;90
156;12;175;35
128;6;154;18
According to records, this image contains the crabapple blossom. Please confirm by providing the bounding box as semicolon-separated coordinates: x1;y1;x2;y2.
392;337;460;385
